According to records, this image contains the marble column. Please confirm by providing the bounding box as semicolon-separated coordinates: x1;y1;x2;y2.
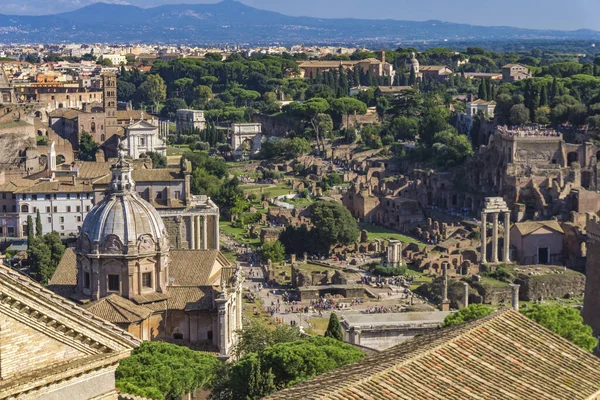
462;282;469;308
196;215;204;250
442;263;449;302
202;216;208;250
492;212;499;263
511;284;520;311
189;216;195;250
214;214;220;250
480;212;487;263
503;212;511;263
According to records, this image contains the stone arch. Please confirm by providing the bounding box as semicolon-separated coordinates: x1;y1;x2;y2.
56;154;66;165
34;111;42;118
567;152;579;167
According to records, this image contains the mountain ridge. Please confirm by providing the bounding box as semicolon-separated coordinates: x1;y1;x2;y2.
1;1;599;45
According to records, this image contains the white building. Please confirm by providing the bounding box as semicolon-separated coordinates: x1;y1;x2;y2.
123;119;167;159
101;54;127;66
467;99;496;118
176;109;206;134
231;123;262;159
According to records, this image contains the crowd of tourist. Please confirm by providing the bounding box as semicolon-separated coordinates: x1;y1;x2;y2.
497;124;560;138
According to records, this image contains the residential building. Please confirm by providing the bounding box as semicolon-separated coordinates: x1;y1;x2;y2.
297;52;395;82
502;63;532;83
467;99;497;118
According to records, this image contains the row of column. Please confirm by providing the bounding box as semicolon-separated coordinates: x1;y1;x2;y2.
190;215;208;250
189;214;220;251
481;211;510;263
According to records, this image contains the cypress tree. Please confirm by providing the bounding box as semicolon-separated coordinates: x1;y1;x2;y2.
408;66;416;86
540;84;549;106
478;80;487;101
486;79;492;101
551;77;558;101
35;209;43;237
26;215;34;248
324;312;344;341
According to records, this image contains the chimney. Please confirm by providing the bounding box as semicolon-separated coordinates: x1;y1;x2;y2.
462;282;469;308
511;284;520;311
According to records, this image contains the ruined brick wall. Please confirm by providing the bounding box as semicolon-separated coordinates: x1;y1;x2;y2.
517;273;585;302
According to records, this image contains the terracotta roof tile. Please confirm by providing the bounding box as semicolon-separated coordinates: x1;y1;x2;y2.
514;220;564;236
82;294;153;324
265;310;600;400
47;247;77;297
168;287;213;311
169;250;222;287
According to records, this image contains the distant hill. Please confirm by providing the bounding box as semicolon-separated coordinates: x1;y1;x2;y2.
1;0;600;45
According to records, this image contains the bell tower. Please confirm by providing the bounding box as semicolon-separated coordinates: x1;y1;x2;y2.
102;72;118;140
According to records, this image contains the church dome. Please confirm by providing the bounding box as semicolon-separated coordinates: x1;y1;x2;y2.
78;148;168;255
408;52;420;73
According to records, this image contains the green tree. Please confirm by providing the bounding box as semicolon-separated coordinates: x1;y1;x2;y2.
193;85;213;108
79;131;98;161
442;304;494;328
310;201;360;254
233;322;301;358
161;98;187;120
509;103;530;126
331;97;368;129
521;304;598;352
375;96;389;122
138;74;167;108
43;231;65;271
35;209;43;237
28;237;52;283
116;342;220;400
478;79;488;101
26;215;34;247
146;151;167;169
117;80;136;102
324;312;343;341
261;241;286;263
303;98;330;152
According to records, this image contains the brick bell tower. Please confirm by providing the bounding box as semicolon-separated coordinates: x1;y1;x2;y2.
102;72;118;140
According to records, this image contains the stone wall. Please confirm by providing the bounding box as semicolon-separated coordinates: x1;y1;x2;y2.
516;271;585;301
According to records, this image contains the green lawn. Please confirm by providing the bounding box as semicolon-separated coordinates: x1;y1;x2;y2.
166;145;191;155
360;223;426;249
220;221;261;247
306;317;329;336
243;183;293;199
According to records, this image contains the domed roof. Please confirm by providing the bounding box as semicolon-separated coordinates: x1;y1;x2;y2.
408;52;420;68
78;148;168;255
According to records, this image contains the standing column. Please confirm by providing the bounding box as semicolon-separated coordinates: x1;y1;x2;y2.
189;216;195;250
442;263;449;302
462;282;469;308
195;215;202;250
214;214;220;251
492;212;499;263
510;284;520;311
480;212;487;263
202;216;208;250
503;212;511;262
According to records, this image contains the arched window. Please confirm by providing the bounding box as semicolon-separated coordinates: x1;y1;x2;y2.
100;134;105;142
90;122;96;133
21;204;29;213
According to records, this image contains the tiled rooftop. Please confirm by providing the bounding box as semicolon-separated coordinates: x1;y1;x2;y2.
265;309;600;400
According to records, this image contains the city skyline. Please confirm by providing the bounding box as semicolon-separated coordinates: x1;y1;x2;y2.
3;0;598;32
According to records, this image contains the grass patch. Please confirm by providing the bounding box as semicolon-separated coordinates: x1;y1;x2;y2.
306;317;329;336
220;221;261;247
242;297;275;328
359;223;426;250
167;145;191;155
243;183;292;199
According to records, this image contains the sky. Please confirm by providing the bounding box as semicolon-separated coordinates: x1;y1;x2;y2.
2;0;598;31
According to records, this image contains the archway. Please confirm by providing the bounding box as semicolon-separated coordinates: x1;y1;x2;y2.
56;155;66;165
567;152;579;167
